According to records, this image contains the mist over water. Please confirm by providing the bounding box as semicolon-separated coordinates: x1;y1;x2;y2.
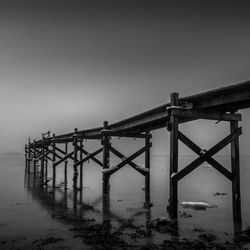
1;153;250;248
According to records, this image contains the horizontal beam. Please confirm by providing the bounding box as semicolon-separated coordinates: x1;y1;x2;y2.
171;109;241;122
101;130;152;139
172;127;242;182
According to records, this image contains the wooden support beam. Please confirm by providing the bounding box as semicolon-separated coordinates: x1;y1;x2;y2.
33;141;37;176
230;116;242;233
74;148;103;167
109;146;148;176
102;130;152;139
64;143;68;190
45;159;48;186
27;144;31;173
73;128;79;191
55;146;67;156
40;143;45;185
171;109;241;122
52;134;56;188
169;93;179;219
144;131;151;208
54;151;74;167
79;140;83;191
80;147;103;167
172;127;242;182
102;121;110;195
104;143;152;177
178;131;233;180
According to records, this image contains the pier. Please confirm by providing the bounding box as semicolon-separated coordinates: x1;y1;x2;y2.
25;81;250;234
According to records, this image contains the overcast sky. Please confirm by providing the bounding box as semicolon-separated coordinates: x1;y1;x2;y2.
0;1;250;155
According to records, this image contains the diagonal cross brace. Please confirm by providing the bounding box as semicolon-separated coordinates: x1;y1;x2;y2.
45;148;63;160
80;147;103;167
74;148;103;167
109;146;148;176
104;142;152;177
54;151;74;167
178;131;233;180
172;127;242;182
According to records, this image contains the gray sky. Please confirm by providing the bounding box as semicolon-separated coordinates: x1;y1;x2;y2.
1;0;250;155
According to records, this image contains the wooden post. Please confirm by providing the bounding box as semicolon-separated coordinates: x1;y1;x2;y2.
27;138;31;174
33;141;37;176
45;159;48;186
102;121;110;196
52;134;56;188
144;131;151;208
230;113;242;234
79;140;83;191
64;143;68;190
25;144;27;172
73;128;78;192
169;93;179;219
40;139;45;186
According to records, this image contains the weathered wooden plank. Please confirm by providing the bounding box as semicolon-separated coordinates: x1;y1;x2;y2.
178;131;232;180
80;148;103;167
172;127;242;182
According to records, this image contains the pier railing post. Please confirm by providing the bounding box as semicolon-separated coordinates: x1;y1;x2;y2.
169;92;179;219
144;131;151;208
230;112;242;234
52;134;56;189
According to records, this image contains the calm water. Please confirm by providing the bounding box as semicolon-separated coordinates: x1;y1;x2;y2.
1;153;250;247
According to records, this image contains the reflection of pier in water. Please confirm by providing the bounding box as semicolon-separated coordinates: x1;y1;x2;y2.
25;82;250;236
24;170;154;245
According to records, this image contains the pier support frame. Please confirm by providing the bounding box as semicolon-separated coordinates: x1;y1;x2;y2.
101;122;153;209
167;92;242;233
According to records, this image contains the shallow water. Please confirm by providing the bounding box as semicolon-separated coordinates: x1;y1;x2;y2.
0;153;250;248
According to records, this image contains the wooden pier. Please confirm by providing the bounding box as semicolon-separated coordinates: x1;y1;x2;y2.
25;81;250;234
